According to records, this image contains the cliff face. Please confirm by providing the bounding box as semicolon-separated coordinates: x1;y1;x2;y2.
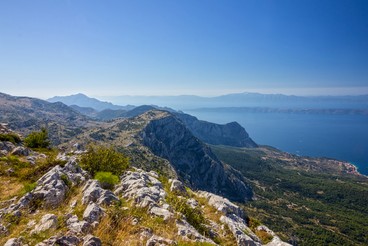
175;113;258;148
141;114;253;202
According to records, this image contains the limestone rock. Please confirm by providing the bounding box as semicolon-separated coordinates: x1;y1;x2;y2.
36;235;80;246
176;219;215;244
4;238;23;246
0;141;15;152
170;179;188;196
82;180;119;206
83;203;104;223
0;223;9;236
114;170;166;208
11;146;31;156
220;214;261;246
198;191;245;218
149;205;174;221
83;234;102;246
186;198;199;209
146;235;176;246
66;215;91;234
31;214;58;234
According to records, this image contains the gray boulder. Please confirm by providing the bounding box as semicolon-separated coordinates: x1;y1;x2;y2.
4;238;23;246
198;191;245;218
0;141;15;152
82;180;119;206
170;179;188;196
146;235;176;246
11;146;31;156
83;203;104;223
149;205;174;221
66;214;91;234
176;219;215;244
114;170;166;208
36;235;80;246
83;234;102;246
31;214;58;234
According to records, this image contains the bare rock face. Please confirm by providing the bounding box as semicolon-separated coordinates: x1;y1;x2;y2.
31;214;58;234
174;112;258;148
141;115;253;202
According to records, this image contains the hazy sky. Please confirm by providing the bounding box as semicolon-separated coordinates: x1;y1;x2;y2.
0;0;367;98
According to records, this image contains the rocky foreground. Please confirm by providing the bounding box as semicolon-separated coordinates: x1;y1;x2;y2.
0;141;290;246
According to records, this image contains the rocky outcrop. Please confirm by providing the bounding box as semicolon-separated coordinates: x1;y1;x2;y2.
198;191;245;218
82;180;119;206
141;115;253;202
83;234;102;246
114;170;174;221
176;219;216;245
174;112;258;148
146;235;175;246
11;146;32;156
83;203;104;224
4;238;23;246
169;179;188;196
36;235;81;246
31;214;58;234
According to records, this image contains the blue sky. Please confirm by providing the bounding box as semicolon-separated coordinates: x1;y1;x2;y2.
0;0;367;98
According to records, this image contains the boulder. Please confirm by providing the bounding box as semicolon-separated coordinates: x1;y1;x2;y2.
82;180;118;206
114;170;166;208
4;238;23;246
146;235;176;246
149;206;174;221
0;223;8;236
198;191;245;218
66;215;91;234
83;203;104;223
11;146;31;156
83;234;102;246
36;235;80;246
0;141;15;152
176;219;215;244
170;179;188;196
31;214;58;234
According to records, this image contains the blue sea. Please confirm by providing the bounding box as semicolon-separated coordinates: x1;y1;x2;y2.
184;109;368;175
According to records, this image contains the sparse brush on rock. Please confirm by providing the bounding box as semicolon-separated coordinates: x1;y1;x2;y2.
80;145;129;176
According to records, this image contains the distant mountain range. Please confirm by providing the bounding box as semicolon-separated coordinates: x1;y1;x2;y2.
101;92;368;110
47;93;135;111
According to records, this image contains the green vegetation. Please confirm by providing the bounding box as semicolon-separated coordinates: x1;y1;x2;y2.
80;145;129;176
0;133;21;144
94;171;119;190
24;128;50;148
211;145;368;246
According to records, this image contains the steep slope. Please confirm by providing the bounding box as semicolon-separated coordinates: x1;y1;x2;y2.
211;145;368;245
141;113;253;202
175;112;257;147
48;93;134;111
0;92;98;144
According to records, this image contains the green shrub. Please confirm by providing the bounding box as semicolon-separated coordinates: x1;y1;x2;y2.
23;182;37;194
24;128;50;148
80;145;129;176
95;171;119;190
0;133;22;144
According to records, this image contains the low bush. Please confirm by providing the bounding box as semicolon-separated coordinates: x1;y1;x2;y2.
80;145;129;176
24;128;50;148
95;171;119;190
0;133;22;144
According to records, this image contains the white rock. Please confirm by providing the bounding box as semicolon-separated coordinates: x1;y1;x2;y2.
4;238;23;246
31;214;58;234
83;234;102;246
83;203;104;223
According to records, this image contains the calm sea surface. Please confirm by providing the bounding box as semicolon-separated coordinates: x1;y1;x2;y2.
184;109;368;175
